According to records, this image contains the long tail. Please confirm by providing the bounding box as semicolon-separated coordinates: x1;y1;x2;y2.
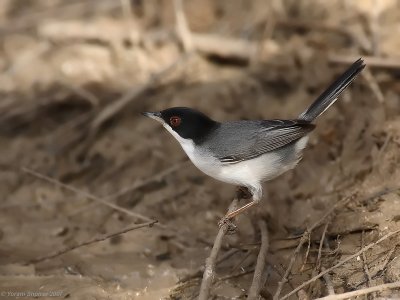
298;58;365;122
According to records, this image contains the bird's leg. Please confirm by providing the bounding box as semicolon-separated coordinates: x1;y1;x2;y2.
224;199;260;219
219;185;262;226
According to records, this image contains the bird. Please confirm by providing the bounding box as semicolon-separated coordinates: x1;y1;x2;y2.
142;58;365;223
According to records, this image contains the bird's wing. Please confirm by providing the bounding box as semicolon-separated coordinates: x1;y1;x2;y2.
218;120;315;164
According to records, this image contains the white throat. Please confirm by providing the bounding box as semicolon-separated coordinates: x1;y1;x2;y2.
162;123;196;156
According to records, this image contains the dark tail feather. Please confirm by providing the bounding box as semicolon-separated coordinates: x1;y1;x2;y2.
298;58;365;122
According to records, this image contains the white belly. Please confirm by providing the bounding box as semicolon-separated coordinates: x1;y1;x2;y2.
165;123;308;188
181;141;306;188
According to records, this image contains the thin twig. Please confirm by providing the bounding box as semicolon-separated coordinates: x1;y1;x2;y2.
314;281;400;300
198;197;239;300
297;289;310;300
316;222;330;271
329;54;400;69
301;234;312;272
68;161;187;216
361;67;384;103
379;246;397;274
273;233;309;300
276;19;351;37
173;0;193;52
120;0;135;29
104;161;187;199
179;248;241;283
276;187;400;299
321;267;335;295
27;220;157;264
315;222;335;295
217;268;255;282
21;167;157;223
90;52;192;132
369;1;381;56
280;229;400;300
231;250;253;273
248;220;269;300
273;193;357;300
58;78;100;107
0;0;120;36
361;231;374;296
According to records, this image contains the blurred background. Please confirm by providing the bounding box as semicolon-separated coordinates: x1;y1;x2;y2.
1;0;400;299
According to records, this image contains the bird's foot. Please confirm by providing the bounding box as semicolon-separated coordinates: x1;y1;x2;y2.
218;217;237;234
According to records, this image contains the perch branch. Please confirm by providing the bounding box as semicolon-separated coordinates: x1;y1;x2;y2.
198;197;239;300
248;220;269;300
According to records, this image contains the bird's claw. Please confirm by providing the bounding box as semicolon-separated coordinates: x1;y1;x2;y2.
218;217;237;234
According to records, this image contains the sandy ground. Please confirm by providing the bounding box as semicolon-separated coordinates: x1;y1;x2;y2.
1;1;400;299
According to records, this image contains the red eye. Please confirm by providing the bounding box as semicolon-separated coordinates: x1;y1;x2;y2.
170;116;181;127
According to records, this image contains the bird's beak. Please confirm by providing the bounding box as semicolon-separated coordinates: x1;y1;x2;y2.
141;111;162;122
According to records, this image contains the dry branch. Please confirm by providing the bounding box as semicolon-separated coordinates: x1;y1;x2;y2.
361;67;384;103
361;231;374;295
315;281;400;300
192;33;260;61
329;54;400;69
90;52;192;132
321;267;335;296
69;161;187;217
39;17;273;63
380;247;397;274
22;167;157;223
217;269;255;282
248;219;269;300
21;166;218;251
198;197;239;300
104;161;187;199
280;229;400;300
276;187;400;299
316;221;330;272
316;220;335;296
273;232;309;300
0;0;120;36
173;0;193;52
275;19;351;37
179;248;240;283
27;220;156;264
273;193;357;300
